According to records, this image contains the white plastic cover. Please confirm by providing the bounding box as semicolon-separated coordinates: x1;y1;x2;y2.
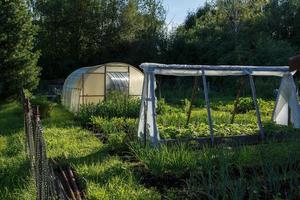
273;74;300;128
140;63;294;77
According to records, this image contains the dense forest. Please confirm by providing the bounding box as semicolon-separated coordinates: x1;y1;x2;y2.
1;0;300;99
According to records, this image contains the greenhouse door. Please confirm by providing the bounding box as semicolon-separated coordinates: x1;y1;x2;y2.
82;73;105;104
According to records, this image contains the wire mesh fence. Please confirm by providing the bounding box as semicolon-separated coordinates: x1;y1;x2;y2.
21;91;67;200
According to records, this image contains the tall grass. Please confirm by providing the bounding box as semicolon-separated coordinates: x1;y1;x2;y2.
130;140;300;199
131;143;198;178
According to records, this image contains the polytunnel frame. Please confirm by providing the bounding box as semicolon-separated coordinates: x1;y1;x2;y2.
137;63;300;147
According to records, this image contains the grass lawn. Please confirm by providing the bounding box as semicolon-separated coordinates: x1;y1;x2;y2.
0;99;300;199
0;101;159;200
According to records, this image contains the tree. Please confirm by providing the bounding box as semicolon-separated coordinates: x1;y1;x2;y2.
35;0;166;79
0;0;40;99
168;0;299;66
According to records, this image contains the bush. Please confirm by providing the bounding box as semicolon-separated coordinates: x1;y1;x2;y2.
236;97;254;113
90;117;137;150
90;117;137;136
77;92;140;125
31;96;53;118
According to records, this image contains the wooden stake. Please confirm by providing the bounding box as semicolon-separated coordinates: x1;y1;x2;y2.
51;159;76;200
186;76;199;126
230;77;245;124
67;166;82;200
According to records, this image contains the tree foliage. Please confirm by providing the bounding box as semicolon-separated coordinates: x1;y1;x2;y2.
168;0;299;66
33;0;166;79
0;0;40;98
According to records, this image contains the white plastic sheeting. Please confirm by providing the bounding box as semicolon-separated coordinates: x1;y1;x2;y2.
138;63;300;146
273;74;300;128
62;63;144;112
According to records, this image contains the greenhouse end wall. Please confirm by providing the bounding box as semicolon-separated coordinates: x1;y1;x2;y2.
62;63;144;112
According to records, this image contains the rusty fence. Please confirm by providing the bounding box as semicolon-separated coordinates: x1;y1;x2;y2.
22;92;67;200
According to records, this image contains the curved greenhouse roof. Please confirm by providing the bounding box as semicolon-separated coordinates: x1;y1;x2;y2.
62;62;144;112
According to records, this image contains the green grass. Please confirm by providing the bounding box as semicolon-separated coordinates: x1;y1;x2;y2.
0;102;160;200
0;102;34;200
131;141;300;199
1;98;300;199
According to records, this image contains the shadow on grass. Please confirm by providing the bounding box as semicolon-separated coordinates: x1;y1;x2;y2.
0;159;32;192
61;146;109;166
0;102;23;136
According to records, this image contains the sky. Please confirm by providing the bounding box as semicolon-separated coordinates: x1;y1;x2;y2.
163;0;206;30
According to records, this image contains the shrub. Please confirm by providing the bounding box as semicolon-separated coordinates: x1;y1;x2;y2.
77;92;140;125
90;117;137;136
31;96;53;118
107;132;128;152
236;97;254;113
76;103;100;125
157;98;168;114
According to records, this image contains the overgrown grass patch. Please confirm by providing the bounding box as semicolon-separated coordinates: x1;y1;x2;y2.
131;143;198;178
0;101;160;199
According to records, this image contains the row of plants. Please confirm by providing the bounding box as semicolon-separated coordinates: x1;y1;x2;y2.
130;141;300;199
78;93;295;141
69;93;300;199
76;92;140;125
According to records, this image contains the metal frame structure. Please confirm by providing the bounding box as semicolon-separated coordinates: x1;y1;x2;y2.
137;63;300;146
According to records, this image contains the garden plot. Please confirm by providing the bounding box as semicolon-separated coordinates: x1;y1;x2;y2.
1;94;299;199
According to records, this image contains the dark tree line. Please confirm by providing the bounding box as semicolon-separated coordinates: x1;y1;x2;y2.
1;0;300;99
30;0;166;79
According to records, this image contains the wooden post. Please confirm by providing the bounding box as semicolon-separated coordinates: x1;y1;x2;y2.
249;75;264;139
186;76;199;126
202;68;214;145
230;77;245;124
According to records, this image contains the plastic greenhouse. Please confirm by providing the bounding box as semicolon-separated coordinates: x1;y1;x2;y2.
62;62;144;112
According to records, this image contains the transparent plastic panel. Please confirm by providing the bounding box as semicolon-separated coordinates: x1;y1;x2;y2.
83;74;105;96
106;72;129;93
129;67;144;96
106;66;129;73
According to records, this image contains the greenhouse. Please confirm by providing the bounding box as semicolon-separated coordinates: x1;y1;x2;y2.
62;62;144;112
138;63;300;146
